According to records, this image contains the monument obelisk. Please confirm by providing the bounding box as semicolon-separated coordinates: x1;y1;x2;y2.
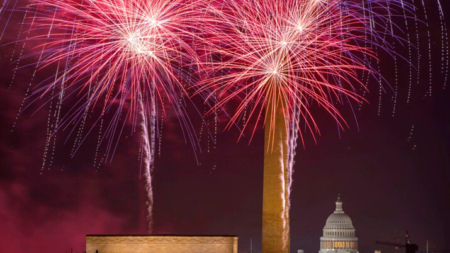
262;91;290;253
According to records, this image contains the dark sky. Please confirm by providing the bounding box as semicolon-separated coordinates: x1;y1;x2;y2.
1;1;450;253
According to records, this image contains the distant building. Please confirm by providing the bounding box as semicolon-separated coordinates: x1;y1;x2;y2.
319;195;359;253
86;235;238;253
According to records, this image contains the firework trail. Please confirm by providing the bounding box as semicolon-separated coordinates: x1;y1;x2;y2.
0;1;8;17
20;0;208;233
139;93;155;232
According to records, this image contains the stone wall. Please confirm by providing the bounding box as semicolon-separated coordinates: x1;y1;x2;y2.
86;235;238;253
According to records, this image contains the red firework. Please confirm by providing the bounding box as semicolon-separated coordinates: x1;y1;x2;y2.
197;0;380;147
28;0;212;233
30;0;209;139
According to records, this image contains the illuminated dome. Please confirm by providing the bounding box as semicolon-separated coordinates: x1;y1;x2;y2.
319;195;359;253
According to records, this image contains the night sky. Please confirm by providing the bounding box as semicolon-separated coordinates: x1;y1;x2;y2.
1;1;450;253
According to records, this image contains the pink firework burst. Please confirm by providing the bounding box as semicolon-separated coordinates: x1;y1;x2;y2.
27;0;211;233
30;0;208;144
196;0;399;148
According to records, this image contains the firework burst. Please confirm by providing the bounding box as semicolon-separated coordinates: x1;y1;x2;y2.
27;0;209;233
198;0;412;146
31;0;204;122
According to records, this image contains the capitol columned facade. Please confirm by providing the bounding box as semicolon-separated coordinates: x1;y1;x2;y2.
319;195;359;253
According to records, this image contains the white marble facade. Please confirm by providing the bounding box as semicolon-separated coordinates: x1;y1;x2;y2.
319;195;359;253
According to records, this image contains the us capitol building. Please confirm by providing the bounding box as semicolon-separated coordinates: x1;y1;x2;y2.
318;195;359;253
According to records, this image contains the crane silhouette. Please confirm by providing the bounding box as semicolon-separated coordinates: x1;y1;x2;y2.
376;231;418;253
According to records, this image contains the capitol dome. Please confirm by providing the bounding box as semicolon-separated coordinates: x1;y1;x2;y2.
319;195;358;253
